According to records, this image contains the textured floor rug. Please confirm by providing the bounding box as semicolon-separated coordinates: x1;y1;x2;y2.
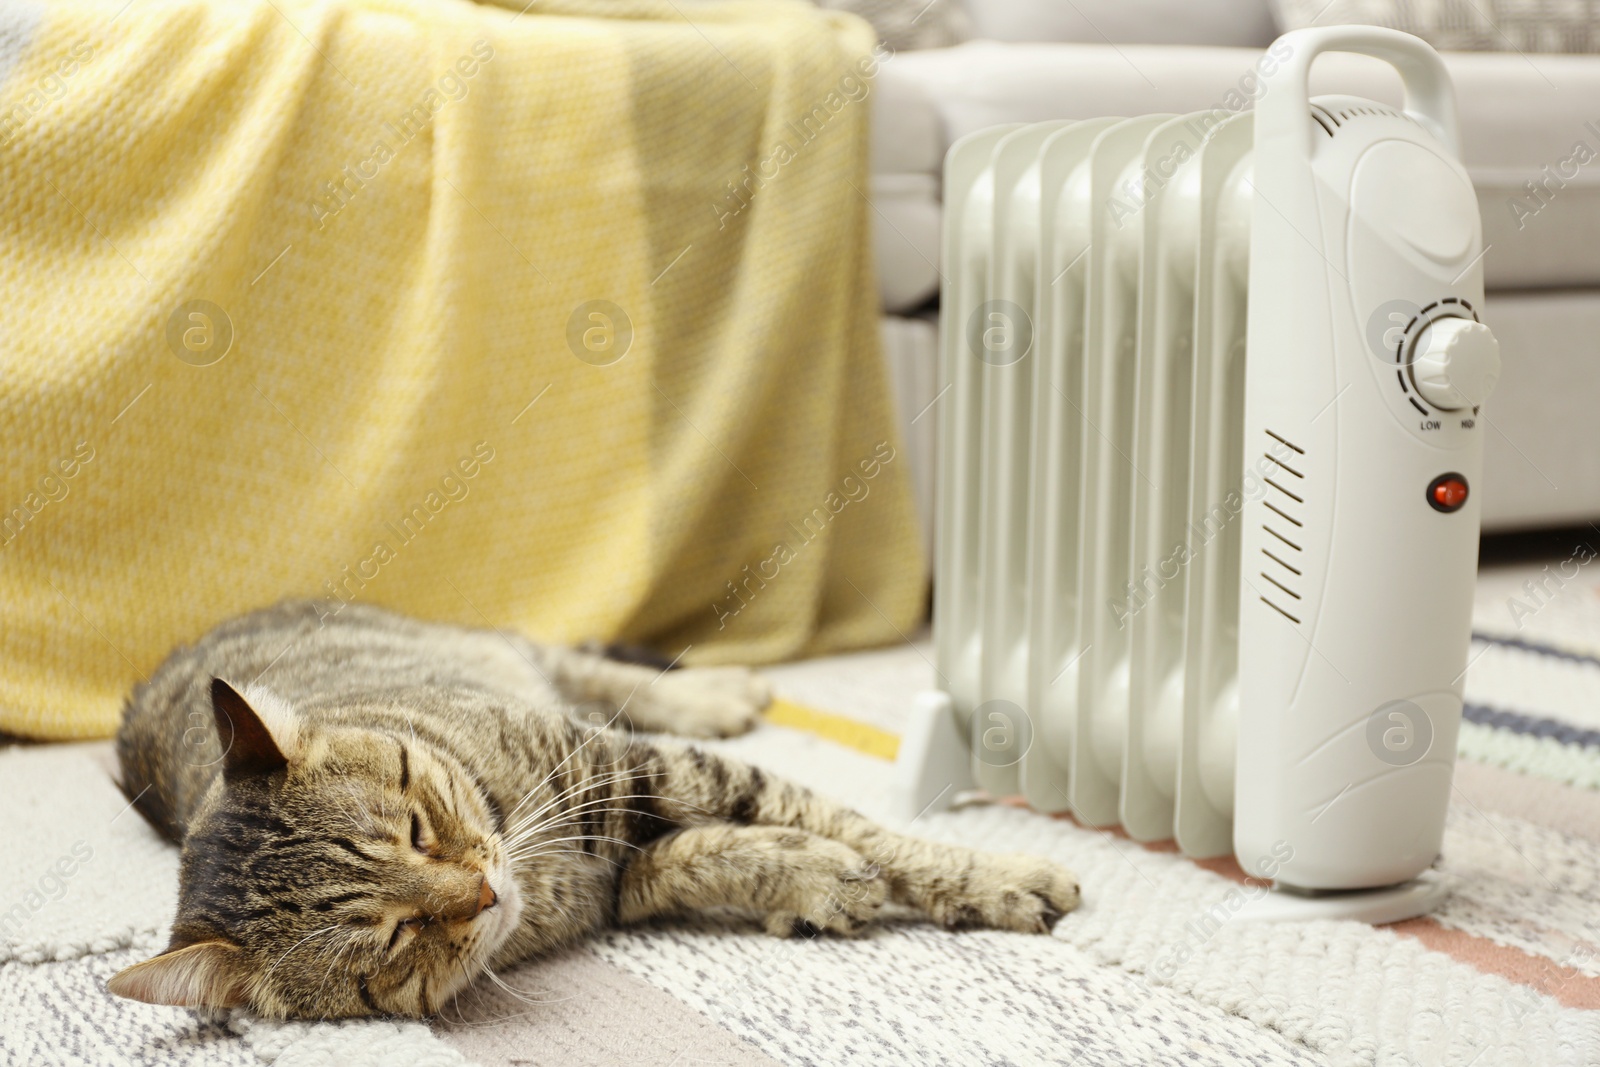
3;554;1599;1065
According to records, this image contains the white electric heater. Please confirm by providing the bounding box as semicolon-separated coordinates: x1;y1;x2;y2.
892;27;1502;922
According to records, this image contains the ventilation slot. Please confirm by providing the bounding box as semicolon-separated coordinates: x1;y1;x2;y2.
1332;103;1420;130
1309;104;1339;138
1260;429;1305;623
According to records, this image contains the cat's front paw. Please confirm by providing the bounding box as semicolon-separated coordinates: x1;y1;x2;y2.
924;853;1080;934
761;837;888;938
638;667;772;738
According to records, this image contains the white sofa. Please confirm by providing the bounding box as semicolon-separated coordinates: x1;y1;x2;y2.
871;0;1600;542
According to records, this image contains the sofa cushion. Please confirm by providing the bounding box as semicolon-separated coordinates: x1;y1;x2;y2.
1273;0;1600;53
960;0;1276;48
817;0;970;52
871;41;1600;309
869;51;942;177
872;173;942;312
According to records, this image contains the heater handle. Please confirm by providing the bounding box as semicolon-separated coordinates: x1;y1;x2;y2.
1258;26;1461;156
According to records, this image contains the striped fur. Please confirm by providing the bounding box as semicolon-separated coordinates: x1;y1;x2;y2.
108;602;1079;1019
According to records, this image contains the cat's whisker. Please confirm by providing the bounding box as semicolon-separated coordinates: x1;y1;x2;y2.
501;801;675;856
505;847;629;871
502;782;715;845
502;797;714;859
480;963;570;1008
502;806;704;863
442;954;485;1026
445;957;576;1026
505;825;649;857
499;710;633;825
500;766;660;840
500;774;641;846
263;922;341;983
508;762;651;812
500;790;659;850
505;843;626;865
312;931;361;1005
504;834;643;863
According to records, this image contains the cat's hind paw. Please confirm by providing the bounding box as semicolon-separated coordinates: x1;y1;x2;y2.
635;666;772;739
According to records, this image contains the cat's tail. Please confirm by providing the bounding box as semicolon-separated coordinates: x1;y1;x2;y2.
114;648;230;844
114;688;189;844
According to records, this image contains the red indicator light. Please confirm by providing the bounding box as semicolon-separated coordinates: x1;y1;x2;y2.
1426;473;1469;513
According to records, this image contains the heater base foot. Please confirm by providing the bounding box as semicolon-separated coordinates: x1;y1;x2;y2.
890;690;974;822
1240;870;1452;924
888;690;1452;926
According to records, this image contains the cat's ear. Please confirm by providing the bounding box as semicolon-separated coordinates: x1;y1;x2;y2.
106;939;251;1009
211;677;299;775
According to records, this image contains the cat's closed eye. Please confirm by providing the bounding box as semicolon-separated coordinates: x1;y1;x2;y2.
386;915;426;952
409;811;432;855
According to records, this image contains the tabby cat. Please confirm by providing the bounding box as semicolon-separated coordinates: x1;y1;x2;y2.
108;601;1079;1019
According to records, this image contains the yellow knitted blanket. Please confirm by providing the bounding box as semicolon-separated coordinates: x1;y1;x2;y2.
0;0;923;740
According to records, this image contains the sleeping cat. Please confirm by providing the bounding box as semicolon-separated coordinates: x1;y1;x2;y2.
108;601;1079;1019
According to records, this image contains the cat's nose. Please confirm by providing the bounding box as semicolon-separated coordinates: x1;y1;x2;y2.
476;876;497;915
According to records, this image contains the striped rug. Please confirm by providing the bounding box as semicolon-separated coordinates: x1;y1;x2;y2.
4;555;1598;1066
